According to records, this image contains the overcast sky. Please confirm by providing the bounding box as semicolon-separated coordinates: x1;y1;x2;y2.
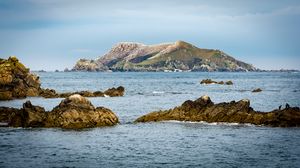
0;0;299;70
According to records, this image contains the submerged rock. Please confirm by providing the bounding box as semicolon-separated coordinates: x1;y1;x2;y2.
135;95;300;127
0;94;119;128
200;79;233;85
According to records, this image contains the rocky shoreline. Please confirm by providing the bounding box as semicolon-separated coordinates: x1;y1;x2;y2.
135;95;300;127
0;94;119;128
0;56;125;100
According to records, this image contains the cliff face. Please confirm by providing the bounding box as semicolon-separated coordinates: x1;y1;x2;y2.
73;41;257;72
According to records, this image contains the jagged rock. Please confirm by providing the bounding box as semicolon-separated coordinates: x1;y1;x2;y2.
252;88;262;92
0;95;119;128
104;86;125;97
72;41;257;72
200;79;233;85
0;56;41;100
135;95;300;127
39;88;59;98
45;94;119;128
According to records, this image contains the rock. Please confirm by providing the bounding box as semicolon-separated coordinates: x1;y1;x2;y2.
22;101;46;127
104;86;125;97
252;88;262;92
200;79;218;84
0;95;119;128
135;95;300;127
0;91;12;100
200;79;233;85
225;80;233;85
39;88;59;98
0;56;41;100
45;94;119;128
38;87;125;98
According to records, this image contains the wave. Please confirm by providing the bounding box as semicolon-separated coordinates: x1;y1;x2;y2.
152;91;165;94
161;120;256;126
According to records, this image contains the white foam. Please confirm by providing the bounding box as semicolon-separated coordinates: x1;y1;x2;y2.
161;120;256;126
152;91;165;94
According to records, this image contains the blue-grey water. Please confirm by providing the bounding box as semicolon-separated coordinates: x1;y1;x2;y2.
0;72;300;167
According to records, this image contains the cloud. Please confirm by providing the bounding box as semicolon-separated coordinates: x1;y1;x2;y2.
0;0;299;70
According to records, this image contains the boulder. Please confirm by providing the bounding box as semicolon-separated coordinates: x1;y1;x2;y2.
135;95;300;127
45;94;119;128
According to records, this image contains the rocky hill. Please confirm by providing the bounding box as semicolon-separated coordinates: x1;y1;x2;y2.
73;41;257;72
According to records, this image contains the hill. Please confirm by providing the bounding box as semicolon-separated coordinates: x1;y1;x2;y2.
72;41;256;72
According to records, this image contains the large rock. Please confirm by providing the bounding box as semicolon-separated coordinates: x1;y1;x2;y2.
0;56;41;100
135;95;300;127
45;94;119;128
0;94;119;128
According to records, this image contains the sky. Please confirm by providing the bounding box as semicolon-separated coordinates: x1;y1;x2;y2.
0;0;299;70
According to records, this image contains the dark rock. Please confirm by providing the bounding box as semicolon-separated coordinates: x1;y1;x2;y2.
135;95;300;127
225;80;233;85
252;88;262;92
200;79;218;84
200;79;233;85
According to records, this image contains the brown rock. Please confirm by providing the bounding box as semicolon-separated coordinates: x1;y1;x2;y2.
104;86;125;97
0;91;12;100
45;94;119;128
0;95;119;128
0;56;41;100
135;95;300;127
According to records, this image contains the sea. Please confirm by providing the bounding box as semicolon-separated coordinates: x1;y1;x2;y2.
0;72;300;168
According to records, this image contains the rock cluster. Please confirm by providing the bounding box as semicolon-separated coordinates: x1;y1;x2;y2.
0;56;125;100
0;94;119;128
39;86;125;98
200;79;233;85
135;95;300;127
0;56;41;100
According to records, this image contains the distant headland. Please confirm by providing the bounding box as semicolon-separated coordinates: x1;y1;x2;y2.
71;40;257;72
